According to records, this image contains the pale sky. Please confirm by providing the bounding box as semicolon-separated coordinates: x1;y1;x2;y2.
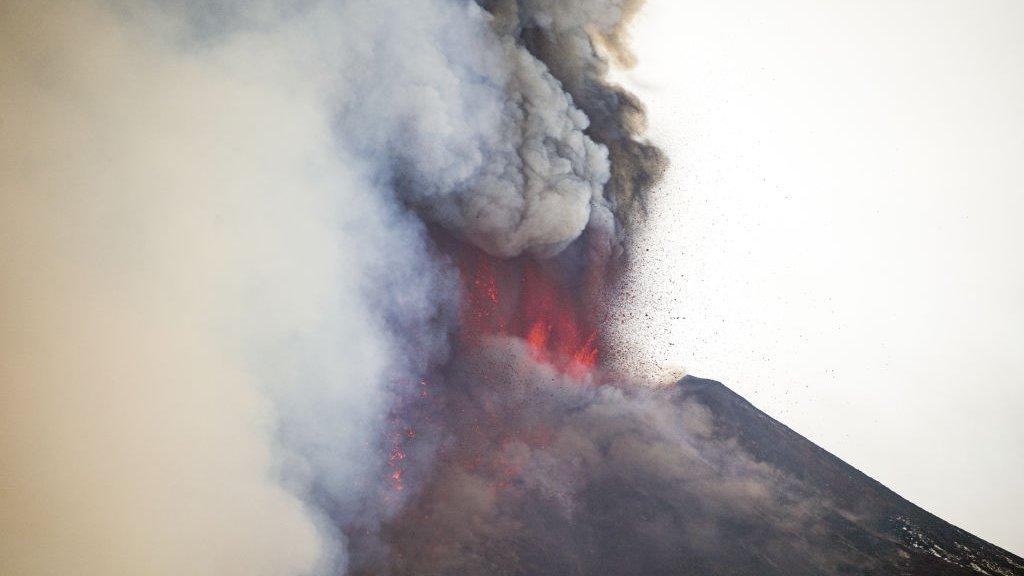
619;0;1024;555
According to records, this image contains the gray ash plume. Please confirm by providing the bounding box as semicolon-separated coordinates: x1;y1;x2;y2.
481;0;668;233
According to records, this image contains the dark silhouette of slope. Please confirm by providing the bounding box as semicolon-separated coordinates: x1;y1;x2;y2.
679;375;1024;575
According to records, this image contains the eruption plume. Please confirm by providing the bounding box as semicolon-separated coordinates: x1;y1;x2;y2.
10;2;1014;576
0;0;786;573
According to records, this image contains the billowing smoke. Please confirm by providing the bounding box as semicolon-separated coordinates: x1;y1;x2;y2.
337;0;609;258
334;0;665;260
3;1;855;575
348;341;852;576
1;1;453;573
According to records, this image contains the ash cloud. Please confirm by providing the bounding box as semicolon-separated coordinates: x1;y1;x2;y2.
334;0;665;259
352;340;854;576
494;0;669;235
335;0;610;258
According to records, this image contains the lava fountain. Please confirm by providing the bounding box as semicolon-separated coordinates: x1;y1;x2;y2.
457;243;602;379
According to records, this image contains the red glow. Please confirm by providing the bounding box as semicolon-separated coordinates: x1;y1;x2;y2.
387;438;407;492
458;248;600;378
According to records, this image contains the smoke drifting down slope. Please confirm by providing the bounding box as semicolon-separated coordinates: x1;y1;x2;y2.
355;365;1024;575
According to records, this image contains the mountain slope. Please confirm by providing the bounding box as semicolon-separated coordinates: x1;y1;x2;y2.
679;375;1024;575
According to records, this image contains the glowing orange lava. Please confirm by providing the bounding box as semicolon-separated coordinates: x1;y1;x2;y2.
459;248;599;378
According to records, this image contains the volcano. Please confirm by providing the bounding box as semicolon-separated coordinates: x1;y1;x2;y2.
347;198;1023;576
351;347;1024;575
663;376;1024;576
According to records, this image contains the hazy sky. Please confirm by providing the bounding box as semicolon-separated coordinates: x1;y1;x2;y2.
619;0;1024;555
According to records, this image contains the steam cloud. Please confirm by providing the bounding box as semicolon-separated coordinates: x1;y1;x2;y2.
2;1;454;573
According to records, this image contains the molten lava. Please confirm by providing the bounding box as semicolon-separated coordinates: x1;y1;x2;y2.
458;247;600;378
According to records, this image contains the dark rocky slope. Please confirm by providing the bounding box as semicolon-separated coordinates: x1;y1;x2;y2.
678;375;1023;575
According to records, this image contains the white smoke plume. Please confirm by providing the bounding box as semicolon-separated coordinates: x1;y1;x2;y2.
1;1;452;573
